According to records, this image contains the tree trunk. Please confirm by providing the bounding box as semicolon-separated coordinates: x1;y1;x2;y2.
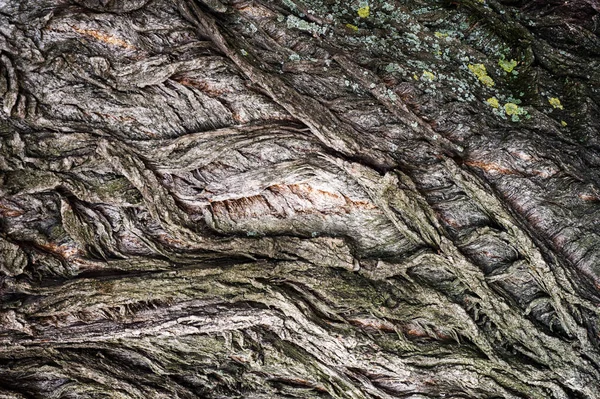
1;0;600;397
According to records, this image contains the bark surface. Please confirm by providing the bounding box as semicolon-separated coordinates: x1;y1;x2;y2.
1;0;600;398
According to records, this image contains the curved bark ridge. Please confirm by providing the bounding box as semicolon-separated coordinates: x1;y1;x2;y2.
1;0;600;398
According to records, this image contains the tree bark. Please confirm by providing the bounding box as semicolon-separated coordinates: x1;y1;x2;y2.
1;0;600;397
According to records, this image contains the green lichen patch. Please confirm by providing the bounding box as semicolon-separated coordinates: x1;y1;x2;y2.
468;63;495;87
498;57;518;73
503;102;527;122
357;5;370;18
385;63;401;73
486;97;500;108
286;15;327;35
548;97;563;109
504;103;520;115
422;70;436;81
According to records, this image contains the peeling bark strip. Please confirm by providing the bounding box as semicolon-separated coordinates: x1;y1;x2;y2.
1;0;600;397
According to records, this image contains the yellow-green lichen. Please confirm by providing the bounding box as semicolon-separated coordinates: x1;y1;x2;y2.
549;97;563;109
504;102;527;122
486;97;500;108
468;63;495;87
357;5;370;18
504;103;520;115
561;120;568;127
422;70;435;81
434;31;448;38
345;23;358;31
498;58;518;73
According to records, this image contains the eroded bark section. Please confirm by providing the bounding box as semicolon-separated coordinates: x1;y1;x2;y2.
1;0;600;398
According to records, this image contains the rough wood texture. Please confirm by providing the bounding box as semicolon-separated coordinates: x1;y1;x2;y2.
1;0;600;397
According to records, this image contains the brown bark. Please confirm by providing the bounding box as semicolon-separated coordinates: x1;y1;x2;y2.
1;0;600;398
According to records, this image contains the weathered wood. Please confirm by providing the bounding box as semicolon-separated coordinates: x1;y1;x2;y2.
1;0;600;397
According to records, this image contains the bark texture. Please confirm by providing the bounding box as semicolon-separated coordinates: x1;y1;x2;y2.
1;0;600;397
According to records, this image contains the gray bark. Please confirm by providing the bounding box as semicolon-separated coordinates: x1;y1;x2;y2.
1;0;600;397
